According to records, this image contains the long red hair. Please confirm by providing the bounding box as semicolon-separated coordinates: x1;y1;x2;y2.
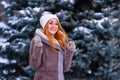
43;21;68;51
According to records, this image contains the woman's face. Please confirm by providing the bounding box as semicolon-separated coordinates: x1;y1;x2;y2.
47;18;58;35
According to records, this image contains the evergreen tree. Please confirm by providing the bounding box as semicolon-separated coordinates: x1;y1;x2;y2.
0;0;120;80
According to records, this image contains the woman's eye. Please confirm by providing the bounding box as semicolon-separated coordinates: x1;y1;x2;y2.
49;23;58;25
55;23;58;25
49;23;53;24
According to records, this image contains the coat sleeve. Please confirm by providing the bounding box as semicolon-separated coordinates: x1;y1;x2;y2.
29;38;43;71
63;46;75;72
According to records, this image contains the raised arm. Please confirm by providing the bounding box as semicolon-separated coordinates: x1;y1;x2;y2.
29;36;43;71
63;41;76;72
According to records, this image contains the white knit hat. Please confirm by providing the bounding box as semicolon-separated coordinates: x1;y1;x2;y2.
40;14;59;28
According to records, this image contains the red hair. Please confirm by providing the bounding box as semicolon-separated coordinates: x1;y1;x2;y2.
43;21;68;51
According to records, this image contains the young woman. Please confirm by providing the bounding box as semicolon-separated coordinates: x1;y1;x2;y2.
29;14;76;80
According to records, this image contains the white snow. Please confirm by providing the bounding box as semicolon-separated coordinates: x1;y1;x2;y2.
60;0;75;3
74;26;93;34
19;10;27;15
41;11;52;16
22;17;33;21
86;17;119;29
11;60;17;63
94;12;104;18
1;1;11;8
19;10;31;15
85;17;108;29
8;19;20;25
0;22;10;29
0;42;10;50
0;57;17;64
73;16;119;34
4;29;19;36
0;37;7;42
33;7;40;12
0;57;9;64
94;13;103;16
109;18;119;26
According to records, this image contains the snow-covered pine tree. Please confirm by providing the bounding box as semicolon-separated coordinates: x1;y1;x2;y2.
0;0;120;80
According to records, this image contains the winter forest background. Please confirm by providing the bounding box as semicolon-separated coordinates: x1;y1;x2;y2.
0;0;120;80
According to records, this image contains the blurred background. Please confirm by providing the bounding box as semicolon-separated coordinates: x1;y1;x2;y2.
0;0;120;80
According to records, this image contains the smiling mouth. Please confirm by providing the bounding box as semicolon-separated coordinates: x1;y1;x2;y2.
51;28;57;31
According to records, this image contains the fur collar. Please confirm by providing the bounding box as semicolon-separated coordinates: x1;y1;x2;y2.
35;29;64;52
35;29;48;40
35;29;59;44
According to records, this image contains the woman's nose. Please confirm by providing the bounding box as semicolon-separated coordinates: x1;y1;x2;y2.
52;24;56;28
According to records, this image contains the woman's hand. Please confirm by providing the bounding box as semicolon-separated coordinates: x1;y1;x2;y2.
68;41;76;50
33;35;42;47
34;35;41;42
